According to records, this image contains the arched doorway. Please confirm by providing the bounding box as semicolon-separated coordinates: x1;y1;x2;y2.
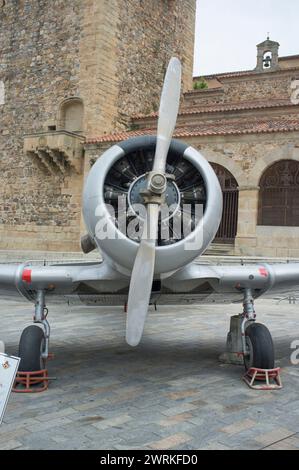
210;163;239;243
258;160;299;226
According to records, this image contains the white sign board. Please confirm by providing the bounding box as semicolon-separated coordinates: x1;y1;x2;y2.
0;353;20;425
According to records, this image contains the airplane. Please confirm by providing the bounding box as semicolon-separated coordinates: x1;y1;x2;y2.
0;57;298;375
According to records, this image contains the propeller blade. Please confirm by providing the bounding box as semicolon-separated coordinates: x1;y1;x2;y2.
126;57;181;347
126;204;159;347
153;57;182;173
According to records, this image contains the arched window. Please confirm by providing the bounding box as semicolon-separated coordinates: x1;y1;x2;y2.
258;160;299;226
59;98;84;133
210;163;239;242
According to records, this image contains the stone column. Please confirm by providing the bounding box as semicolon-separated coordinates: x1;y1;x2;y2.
234;186;259;256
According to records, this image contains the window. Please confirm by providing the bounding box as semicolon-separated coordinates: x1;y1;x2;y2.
258;160;299;226
210;163;239;242
59;98;83;133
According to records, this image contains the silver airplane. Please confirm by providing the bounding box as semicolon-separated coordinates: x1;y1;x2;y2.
0;58;298;374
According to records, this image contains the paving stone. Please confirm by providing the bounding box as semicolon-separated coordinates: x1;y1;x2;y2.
219;418;256;435
264;439;298;450
164;389;199;400
159;412;193;427
25;416;74;433
161;403;198;417
0;439;23;450
149;432;192;450
92;414;132;431
254;428;295;447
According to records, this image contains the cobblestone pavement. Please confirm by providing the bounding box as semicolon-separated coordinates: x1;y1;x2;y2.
0;297;298;450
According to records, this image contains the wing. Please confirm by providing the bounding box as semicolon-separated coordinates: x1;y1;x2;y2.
162;261;299;304
0;261;130;306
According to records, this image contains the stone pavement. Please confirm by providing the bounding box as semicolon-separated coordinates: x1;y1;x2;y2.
0;297;298;450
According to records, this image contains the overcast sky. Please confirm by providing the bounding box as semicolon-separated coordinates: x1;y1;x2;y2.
193;0;299;76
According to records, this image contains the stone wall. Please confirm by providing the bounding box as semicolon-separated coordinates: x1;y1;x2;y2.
116;0;196;127
0;0;83;251
187;70;298;108
187;133;299;257
0;0;196;251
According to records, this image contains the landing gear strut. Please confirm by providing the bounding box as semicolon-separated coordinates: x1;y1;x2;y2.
225;288;275;370
18;290;50;372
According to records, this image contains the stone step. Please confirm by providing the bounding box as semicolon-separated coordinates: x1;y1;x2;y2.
204;242;235;256
0;250;101;265
0;249;298;267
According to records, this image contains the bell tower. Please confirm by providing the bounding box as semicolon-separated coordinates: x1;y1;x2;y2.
255;36;280;72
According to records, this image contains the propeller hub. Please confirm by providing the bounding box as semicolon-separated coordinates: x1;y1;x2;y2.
149;172;167;194
128;173;180;221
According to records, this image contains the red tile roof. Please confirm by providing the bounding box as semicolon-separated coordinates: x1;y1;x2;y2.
279;54;299;61
193;64;299;81
86;118;299;144
133;100;298;120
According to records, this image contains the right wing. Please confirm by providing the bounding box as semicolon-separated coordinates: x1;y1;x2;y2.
0;261;130;306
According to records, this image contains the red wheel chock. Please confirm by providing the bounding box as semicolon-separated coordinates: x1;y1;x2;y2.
13;353;55;393
13;369;50;393
243;367;282;390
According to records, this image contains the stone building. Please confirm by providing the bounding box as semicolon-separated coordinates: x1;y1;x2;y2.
87;37;299;258
0;0;196;251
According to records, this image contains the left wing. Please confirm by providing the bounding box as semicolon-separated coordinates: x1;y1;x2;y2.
165;261;299;302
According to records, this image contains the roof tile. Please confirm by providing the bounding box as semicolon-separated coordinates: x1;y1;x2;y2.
86;118;299;144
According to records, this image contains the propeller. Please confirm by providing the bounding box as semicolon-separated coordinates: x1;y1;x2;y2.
126;57;182;346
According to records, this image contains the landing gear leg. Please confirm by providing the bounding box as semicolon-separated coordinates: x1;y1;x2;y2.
34;290;50;361
222;288;275;370
18;290;50;372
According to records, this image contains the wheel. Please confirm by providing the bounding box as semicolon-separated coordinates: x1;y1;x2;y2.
18;325;45;372
244;322;275;370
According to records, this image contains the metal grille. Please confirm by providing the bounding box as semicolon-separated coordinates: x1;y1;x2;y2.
211;163;239;242
258;160;299;226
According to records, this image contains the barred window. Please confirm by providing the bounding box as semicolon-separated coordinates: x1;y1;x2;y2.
258;160;299;226
210;163;239;242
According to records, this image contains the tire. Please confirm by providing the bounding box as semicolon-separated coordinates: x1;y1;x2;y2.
18;325;45;372
244;322;275;370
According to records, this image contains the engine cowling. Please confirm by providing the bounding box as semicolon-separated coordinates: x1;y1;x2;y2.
83;136;223;275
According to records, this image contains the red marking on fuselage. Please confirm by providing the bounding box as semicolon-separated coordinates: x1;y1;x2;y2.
22;268;32;284
259;267;268;277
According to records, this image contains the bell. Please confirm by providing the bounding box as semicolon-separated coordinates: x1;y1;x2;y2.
263;55;271;68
